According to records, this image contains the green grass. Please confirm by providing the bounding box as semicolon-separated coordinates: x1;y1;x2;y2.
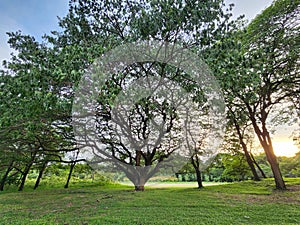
1;179;300;224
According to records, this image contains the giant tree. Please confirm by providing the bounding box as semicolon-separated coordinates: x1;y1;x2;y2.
55;0;236;190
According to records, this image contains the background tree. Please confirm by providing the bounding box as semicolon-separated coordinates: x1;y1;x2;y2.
206;0;299;190
226;107;262;181
0;31;84;190
241;0;299;190
182;102;221;188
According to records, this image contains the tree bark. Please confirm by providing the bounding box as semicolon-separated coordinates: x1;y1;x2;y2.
34;161;48;190
229;107;261;181
134;174;146;191
19;151;37;191
195;167;203;188
250;152;267;178
234;122;260;181
252;120;286;190
134;185;145;191
133;151;145;191
0;161;14;191
18;163;33;191
243;147;260;181
264;142;286;189
191;155;203;188
136;150;142;166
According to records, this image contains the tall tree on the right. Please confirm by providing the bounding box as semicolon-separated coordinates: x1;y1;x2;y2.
241;0;299;190
209;0;299;190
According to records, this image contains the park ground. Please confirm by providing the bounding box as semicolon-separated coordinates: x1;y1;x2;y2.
0;178;300;225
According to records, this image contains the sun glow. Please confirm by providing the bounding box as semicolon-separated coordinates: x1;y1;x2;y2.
272;141;298;157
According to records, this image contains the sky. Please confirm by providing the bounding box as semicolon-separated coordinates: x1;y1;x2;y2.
0;0;274;64
0;0;298;156
0;0;68;62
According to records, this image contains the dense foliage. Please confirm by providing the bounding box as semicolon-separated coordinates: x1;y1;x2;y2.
0;0;299;191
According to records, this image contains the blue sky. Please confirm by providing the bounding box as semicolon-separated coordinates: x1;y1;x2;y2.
0;0;273;63
0;0;68;62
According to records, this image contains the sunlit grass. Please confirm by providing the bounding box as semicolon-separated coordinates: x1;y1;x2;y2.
0;178;300;224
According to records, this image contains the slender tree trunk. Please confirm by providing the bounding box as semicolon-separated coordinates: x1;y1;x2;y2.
195;168;203;188
250;152;266;178
244;148;260;181
65;150;81;189
233;119;260;181
19;151;37;191
252;121;286;190
34;161;48;190
0;161;14;191
18;163;33;191
64;162;76;189
191;155;203;188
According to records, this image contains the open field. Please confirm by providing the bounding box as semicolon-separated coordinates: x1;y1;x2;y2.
121;181;229;188
1;179;300;225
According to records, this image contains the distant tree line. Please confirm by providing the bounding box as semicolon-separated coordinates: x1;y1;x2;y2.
176;152;300;183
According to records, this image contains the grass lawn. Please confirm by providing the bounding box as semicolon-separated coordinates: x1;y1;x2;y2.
0;178;300;225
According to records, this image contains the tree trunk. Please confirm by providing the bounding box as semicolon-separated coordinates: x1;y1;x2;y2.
238;139;260;181
64;162;76;189
244;148;260;181
0;161;14;191
132;170;148;191
19;151;37;191
136;150;142;166
34;161;48;190
264;143;286;189
18;163;33;191
195;167;203;188
65;150;80;189
233;120;260;181
191;155;203;188
133;151;145;191
134;185;145;191
252;121;286;190
134;172;146;191
250;152;267;178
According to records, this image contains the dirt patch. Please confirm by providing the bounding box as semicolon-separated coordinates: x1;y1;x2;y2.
287;184;300;192
224;185;300;205
145;182;226;188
